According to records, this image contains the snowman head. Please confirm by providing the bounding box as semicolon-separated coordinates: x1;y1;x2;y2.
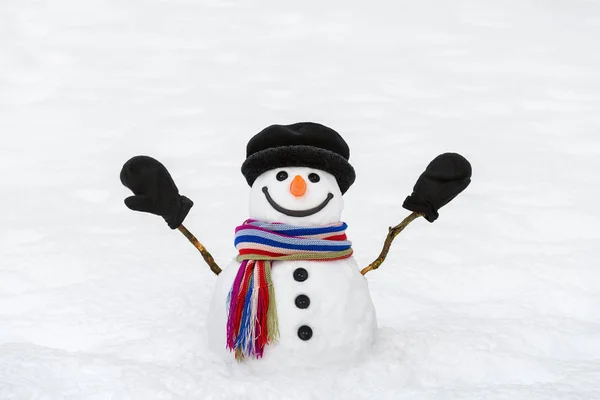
241;123;355;226
248;167;344;226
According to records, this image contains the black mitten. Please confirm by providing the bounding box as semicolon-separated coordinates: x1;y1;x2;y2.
120;155;193;229
403;153;471;222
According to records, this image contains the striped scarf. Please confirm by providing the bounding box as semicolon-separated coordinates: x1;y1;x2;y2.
226;219;353;360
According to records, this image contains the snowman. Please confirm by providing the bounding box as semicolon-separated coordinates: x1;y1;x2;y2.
120;122;472;368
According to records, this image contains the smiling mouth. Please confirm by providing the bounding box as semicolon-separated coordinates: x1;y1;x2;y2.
262;187;334;217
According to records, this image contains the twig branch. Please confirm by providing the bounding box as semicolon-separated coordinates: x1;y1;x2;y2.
360;212;422;275
177;224;222;275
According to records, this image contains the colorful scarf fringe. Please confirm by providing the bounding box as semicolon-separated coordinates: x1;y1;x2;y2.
226;219;353;360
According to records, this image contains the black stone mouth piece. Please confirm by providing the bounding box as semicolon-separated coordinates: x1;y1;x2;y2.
262;186;334;217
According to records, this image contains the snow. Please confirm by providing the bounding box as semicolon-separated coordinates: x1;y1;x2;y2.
1;0;600;398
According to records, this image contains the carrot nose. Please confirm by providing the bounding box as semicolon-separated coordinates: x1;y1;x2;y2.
290;175;307;197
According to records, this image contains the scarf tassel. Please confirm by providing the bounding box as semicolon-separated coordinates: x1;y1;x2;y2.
227;260;279;361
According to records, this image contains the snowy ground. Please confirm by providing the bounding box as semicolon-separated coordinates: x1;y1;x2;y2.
2;0;600;399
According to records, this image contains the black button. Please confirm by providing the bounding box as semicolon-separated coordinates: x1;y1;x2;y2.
293;268;308;282
295;294;310;309
297;325;313;341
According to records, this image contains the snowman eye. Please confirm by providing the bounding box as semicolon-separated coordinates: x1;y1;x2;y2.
276;171;289;181
308;173;320;183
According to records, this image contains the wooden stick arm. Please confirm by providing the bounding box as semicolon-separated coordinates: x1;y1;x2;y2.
360;212;422;275
177;225;222;275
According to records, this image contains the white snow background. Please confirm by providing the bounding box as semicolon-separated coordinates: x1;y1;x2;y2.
2;0;600;399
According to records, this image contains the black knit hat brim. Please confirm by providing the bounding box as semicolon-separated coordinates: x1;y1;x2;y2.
241;145;356;194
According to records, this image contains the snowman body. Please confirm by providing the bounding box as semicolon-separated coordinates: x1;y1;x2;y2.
206;167;377;368
207;257;376;368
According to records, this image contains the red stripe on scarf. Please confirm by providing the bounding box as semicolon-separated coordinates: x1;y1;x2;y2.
324;233;348;241
238;249;286;258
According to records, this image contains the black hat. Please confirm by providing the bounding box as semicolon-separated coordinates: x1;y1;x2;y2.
241;122;356;194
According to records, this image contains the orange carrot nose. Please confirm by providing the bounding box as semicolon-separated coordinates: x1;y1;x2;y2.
290;175;307;197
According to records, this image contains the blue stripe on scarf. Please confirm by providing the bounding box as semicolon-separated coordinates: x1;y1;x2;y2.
269;224;347;237
235;235;351;252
